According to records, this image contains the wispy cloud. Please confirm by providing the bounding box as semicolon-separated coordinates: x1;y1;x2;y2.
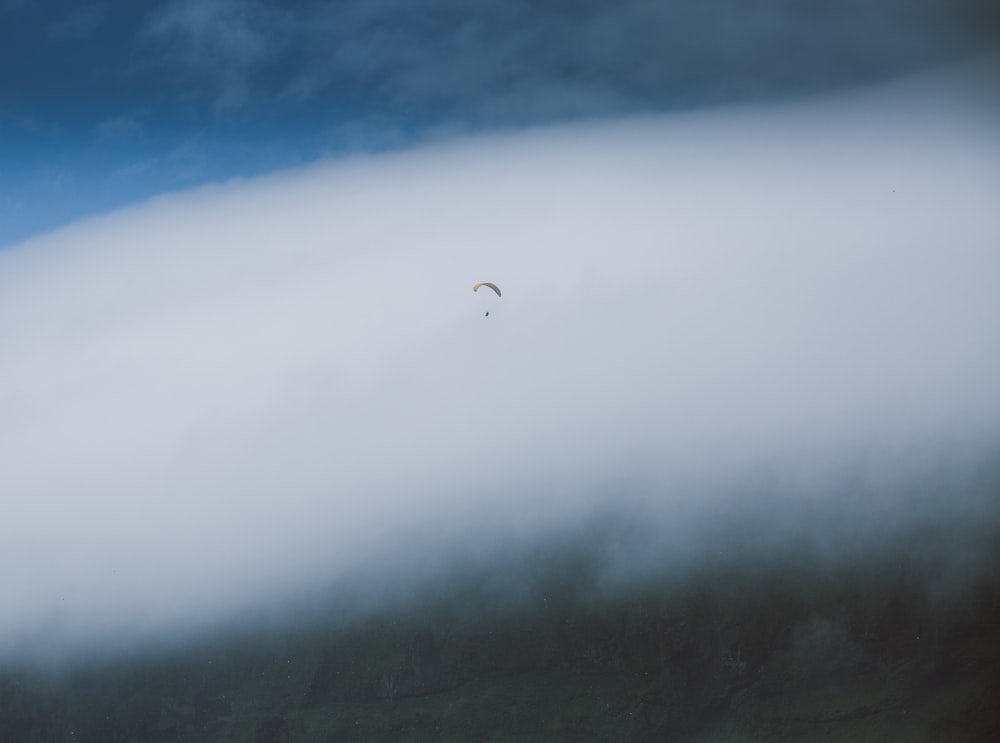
0;112;62;135
142;0;296;111
48;3;107;40
110;155;160;181
96;113;143;142
34;165;75;193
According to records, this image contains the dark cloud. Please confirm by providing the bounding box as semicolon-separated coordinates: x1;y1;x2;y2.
2;0;997;124
2;1;998;244
142;0;298;112
132;0;1000;123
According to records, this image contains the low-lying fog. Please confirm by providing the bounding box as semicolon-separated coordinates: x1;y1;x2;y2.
2;58;999;666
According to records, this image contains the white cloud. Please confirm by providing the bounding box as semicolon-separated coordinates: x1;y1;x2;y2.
1;62;999;663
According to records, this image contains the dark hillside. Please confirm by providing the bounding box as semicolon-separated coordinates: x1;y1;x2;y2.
3;502;999;743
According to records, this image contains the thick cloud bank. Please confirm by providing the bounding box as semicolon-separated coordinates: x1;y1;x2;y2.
2;60;1000;664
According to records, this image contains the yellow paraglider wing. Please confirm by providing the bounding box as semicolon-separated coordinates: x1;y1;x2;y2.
473;282;501;297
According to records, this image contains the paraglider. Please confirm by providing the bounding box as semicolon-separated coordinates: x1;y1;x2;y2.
473;282;501;317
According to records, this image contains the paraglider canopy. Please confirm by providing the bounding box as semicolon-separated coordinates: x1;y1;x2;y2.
473;282;501;297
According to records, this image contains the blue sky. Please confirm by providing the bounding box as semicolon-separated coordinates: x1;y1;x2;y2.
3;0;997;247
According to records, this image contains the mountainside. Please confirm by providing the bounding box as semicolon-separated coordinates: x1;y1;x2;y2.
4;507;999;743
